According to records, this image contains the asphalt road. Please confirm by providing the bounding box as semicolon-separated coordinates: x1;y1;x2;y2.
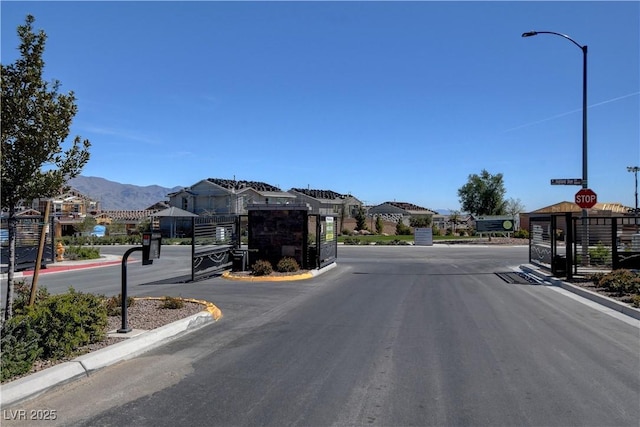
3;245;639;426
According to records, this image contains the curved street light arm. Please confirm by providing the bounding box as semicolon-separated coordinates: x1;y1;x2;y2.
521;30;585;51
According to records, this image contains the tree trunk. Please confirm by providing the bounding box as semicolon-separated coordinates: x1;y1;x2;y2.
4;206;17;320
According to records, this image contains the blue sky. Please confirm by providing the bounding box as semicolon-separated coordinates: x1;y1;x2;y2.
2;1;639;213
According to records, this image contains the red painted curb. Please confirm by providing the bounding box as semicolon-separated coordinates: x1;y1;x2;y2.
21;260;123;276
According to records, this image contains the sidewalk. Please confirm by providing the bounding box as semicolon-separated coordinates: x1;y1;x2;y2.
519;263;640;321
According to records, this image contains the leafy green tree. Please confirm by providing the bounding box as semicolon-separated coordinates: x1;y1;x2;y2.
1;15;90;319
457;169;506;216
74;216;97;236
375;216;384;234
409;215;432;228
355;206;367;231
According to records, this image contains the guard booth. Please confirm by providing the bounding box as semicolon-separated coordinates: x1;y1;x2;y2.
247;204;337;270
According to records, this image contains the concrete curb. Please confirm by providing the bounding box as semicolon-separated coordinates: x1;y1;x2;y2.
519;264;640;321
221;262;337;282
0;304;220;407
1;255;123;279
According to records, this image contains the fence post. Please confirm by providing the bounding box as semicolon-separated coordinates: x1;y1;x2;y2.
612;218;619;269
565;212;573;280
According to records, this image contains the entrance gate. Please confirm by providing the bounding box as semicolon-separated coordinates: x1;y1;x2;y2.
529;213;640;279
1;215;54;272
191;215;243;281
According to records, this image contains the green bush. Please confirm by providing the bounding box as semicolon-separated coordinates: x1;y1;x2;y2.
514;229;529;239
11;281;50;315
375;239;410;246
251;260;273;276
1;315;42;382
595;269;640;297
276;257;300;273
589;242;611;266
105;294;136;316
395;221;412;236
65;245;101;260
26;288;108;360
343;237;363;245
161;296;185;309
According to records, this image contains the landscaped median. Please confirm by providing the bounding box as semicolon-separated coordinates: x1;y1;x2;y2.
221;270;314;282
1;296;222;407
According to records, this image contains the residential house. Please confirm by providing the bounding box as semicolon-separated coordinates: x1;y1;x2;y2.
367;202;439;226
288;188;362;222
167;178;296;216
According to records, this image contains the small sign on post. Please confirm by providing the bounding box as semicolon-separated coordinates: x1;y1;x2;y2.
551;178;583;185
575;188;597;209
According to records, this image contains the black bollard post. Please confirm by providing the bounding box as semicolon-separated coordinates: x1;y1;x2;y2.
118;247;142;333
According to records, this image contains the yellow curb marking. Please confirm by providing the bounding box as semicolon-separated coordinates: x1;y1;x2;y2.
221;271;313;282
133;296;223;321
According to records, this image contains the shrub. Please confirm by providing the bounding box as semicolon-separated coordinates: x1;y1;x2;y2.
595;269;640;297
1;315;42;382
105;294;136;316
251;260;273;276
161;296;185;309
12;281;50;315
514;229;529;239
396;221;412;236
343;237;362;245
632;294;640;308
27;288;108;360
276;257;300;273
65;245;101;260
589;242;610;266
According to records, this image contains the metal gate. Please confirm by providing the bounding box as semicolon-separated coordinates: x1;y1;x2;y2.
0;215;55;272
530;213;640;279
191;215;242;281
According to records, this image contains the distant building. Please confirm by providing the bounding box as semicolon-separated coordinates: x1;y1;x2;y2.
288;188;362;217
368;202;438;226
167;178;296;215
520;201;632;232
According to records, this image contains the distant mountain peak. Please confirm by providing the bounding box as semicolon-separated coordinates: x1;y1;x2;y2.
67;176;183;210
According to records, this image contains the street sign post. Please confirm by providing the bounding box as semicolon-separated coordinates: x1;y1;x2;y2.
575;188;597;209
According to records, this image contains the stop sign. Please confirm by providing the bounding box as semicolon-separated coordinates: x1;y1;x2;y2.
575;188;597;208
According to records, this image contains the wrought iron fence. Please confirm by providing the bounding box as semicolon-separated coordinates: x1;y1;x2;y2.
530;213;640;279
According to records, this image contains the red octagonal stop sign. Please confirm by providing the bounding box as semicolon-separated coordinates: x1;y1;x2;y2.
575;188;597;209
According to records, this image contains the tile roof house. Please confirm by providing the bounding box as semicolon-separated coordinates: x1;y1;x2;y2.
168;178;296;215
288;188;363;217
367;202;439;225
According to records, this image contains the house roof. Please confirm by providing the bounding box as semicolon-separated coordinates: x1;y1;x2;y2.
530;201;631;214
207;178;281;192
151;206;199;218
99;210;159;221
290;188;351;200
383;202;438;214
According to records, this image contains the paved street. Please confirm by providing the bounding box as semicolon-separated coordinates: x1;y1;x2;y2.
3;245;639;426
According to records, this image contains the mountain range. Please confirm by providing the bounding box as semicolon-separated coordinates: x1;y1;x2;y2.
67;176;182;211
67;176;454;214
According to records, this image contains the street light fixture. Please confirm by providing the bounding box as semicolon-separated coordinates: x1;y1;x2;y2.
522;30;590;267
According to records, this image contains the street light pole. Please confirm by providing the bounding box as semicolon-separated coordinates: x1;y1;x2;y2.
522;30;590;267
